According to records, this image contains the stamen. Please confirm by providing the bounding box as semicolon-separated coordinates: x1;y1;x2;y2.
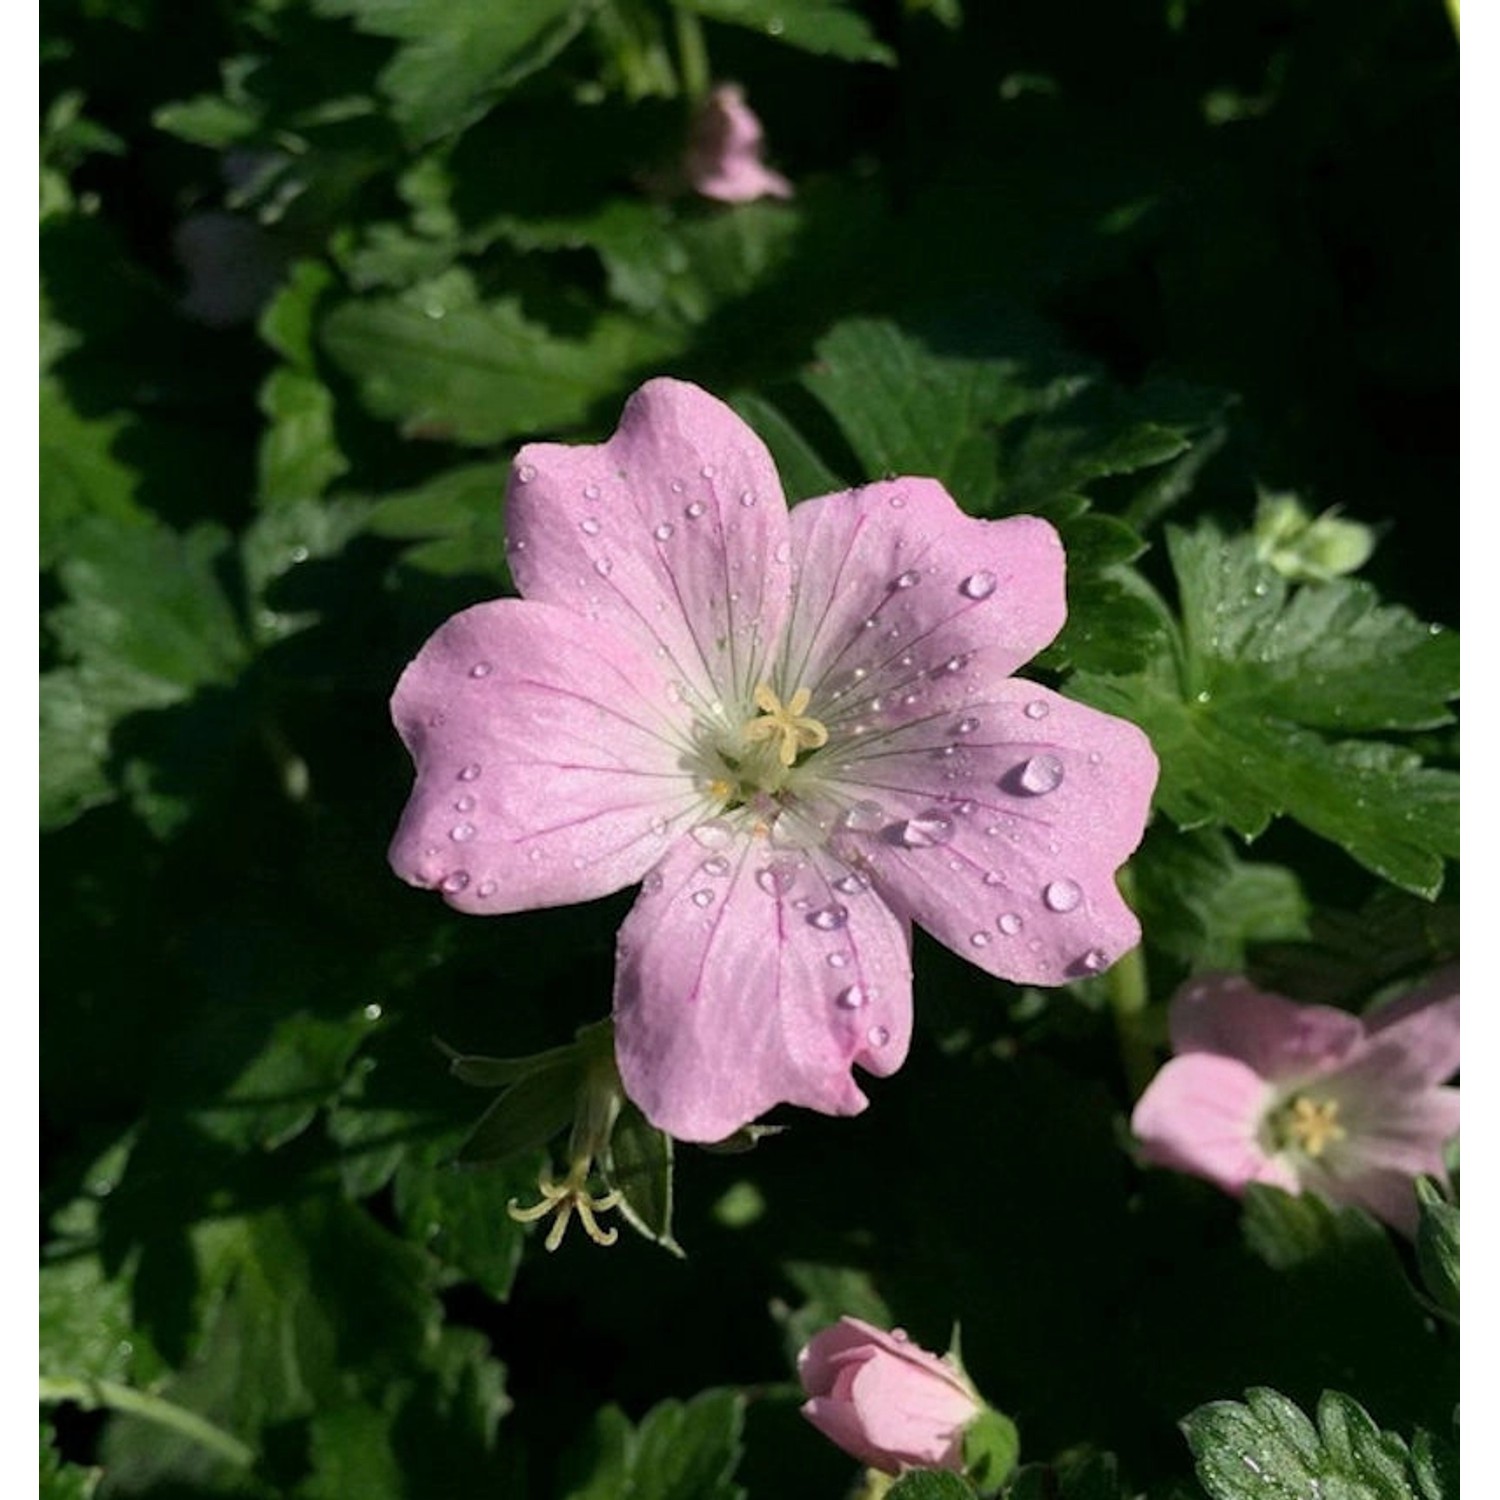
742;682;830;768
1283;1095;1346;1157
507;1157;623;1251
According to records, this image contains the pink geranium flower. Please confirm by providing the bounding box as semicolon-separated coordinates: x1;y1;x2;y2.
799;1317;981;1474
1131;969;1459;1233
388;379;1157;1142
684;83;793;203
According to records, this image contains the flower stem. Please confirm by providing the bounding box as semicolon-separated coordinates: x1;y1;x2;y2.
673;6;711;104
40;1376;255;1468
1107;868;1156;1098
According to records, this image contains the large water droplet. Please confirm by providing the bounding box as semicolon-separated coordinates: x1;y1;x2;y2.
457;763;482;782
1080;948;1108;973
833;870;871;895
1018;753;1065;795
893;569;921;590
739;489;756;507
1043;878;1082;913
840;800;885;832
701;856;731;877
956;716;980;735
450;822;476;842
970;930;991;948
453;795;475;813
654;522;675;541
441;871;470;893
692;820;734;849
686;500;706;519
691;888;715;908
959;570;997;600
998;912;1023;935
580;517;601;536
808;904;849;931
1024;699;1050;721
867;1024;891;1046
756;864;796;896
837;984;868;1010
896;811;954;848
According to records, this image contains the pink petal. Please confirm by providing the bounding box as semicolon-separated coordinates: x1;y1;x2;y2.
1297;1158;1432;1236
506;379;794;715
1168;975;1365;1083
389;599;703;913
1330;1084;1460;1179
823;682;1155;983
846;1348;978;1471
685;84;794;204
1360;966;1460;1086
784;482;1067;723
799;1318;964;1395
612;836;913;1142
1131;1054;1296;1195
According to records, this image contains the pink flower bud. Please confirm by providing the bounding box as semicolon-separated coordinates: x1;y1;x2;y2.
798;1317;982;1474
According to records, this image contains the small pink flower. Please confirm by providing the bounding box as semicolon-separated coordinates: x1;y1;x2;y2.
388;379;1157;1142
684;83;793;203
1131;968;1459;1234
798;1317;981;1474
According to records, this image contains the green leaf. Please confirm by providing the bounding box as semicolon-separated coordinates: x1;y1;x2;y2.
731;391;847;501
887;1472;978;1500
1414;1178;1458;1322
41;1419;99;1500
679;0;895;63
1131;825;1309;971
153;94;261;149
962;1408;1020;1490
1410;1430;1459;1500
365;461;510;581
311;0;594;141
1183;1387;1427;1500
603;1101;682;1256
455;1056;584;1165
562;1389;746;1500
1006;1452;1127;1500
393;1152;529;1299
1071;523;1458;896
321;277;682;446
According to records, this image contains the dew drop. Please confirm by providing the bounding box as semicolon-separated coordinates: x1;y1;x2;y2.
649;816;669;837
739;489;756;507
998;912;1023;935
959;570;997;600
701;464;717;479
1018;753;1065;795
692;820;734;849
808;904;849;931
774;540;792;563
515;463;536;483
867;1024;891;1046
1043;878;1083;913
1088;750;1103;766
670;479;686;494
477;880;497;898
691;888;715;908
450;822;476;842
441;871;470;893
840;800;886;832
896;811;954;848
654;522;675;542
643;870;664;894
453;795;475;813
580;516;601;535
827;952;849;969
888;493;907;509
893;569;921;590
1024;699;1050;720
756;864;796;896
1080;948;1108;973
457;763;481;782
686;500;706;519
956;716;980;735
701;856;731;877
837;984;869;1010
469;661;493;679
594;557;613;577
970;930;991;948
983;871;1005;887
833;870;872;895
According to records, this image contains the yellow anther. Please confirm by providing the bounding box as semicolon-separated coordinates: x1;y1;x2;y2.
507;1158;622;1251
1284;1095;1346;1158
707;777;735;803
742;683;829;768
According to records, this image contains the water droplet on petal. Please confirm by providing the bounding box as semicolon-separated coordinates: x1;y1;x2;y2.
840;800;886;832
686;500;706;519
998;912;1023;935
458;763;481;782
594;557;613;577
441;871;470;893
515;464;536;483
888;493;906;509
867;1024;891;1046
477;880;497;898
833;870;872;895
897;811;954;848
450;822;476;842
580;517;601;535
1080;948;1108;973
956;716;980;735
827;952;849;969
808;904;849;931
643;870;664;894
671;479;686;494
983;871;1004;887
654;522;675;541
893;569;921;590
453;795;475;813
692;820;734;849
691;888;715;908
960;570;997;600
1043;878;1083;913
1024;699;1050;720
701;856;731;877
756;864;796;896
650;816;669;837
469;661;493;679
701;464;717;479
970;931;991;948
739;489;756;507
1018;753;1065;795
837;984;869;1010
774;540;792;563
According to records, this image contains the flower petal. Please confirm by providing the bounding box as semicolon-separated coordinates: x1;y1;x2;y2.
1131;1054;1295;1195
685;83;794;203
1168;975;1366;1083
1360;964;1460;1086
847;1349;976;1471
824;683;1156;983
389;599;703;913
613;837;913;1141
506;378;793;717
781;480;1065;730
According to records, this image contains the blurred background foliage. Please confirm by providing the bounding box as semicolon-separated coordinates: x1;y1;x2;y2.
41;0;1456;1495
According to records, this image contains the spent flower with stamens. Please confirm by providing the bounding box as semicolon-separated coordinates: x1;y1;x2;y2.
389;379;1157;1142
507;1157;623;1252
1131;968;1459;1234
